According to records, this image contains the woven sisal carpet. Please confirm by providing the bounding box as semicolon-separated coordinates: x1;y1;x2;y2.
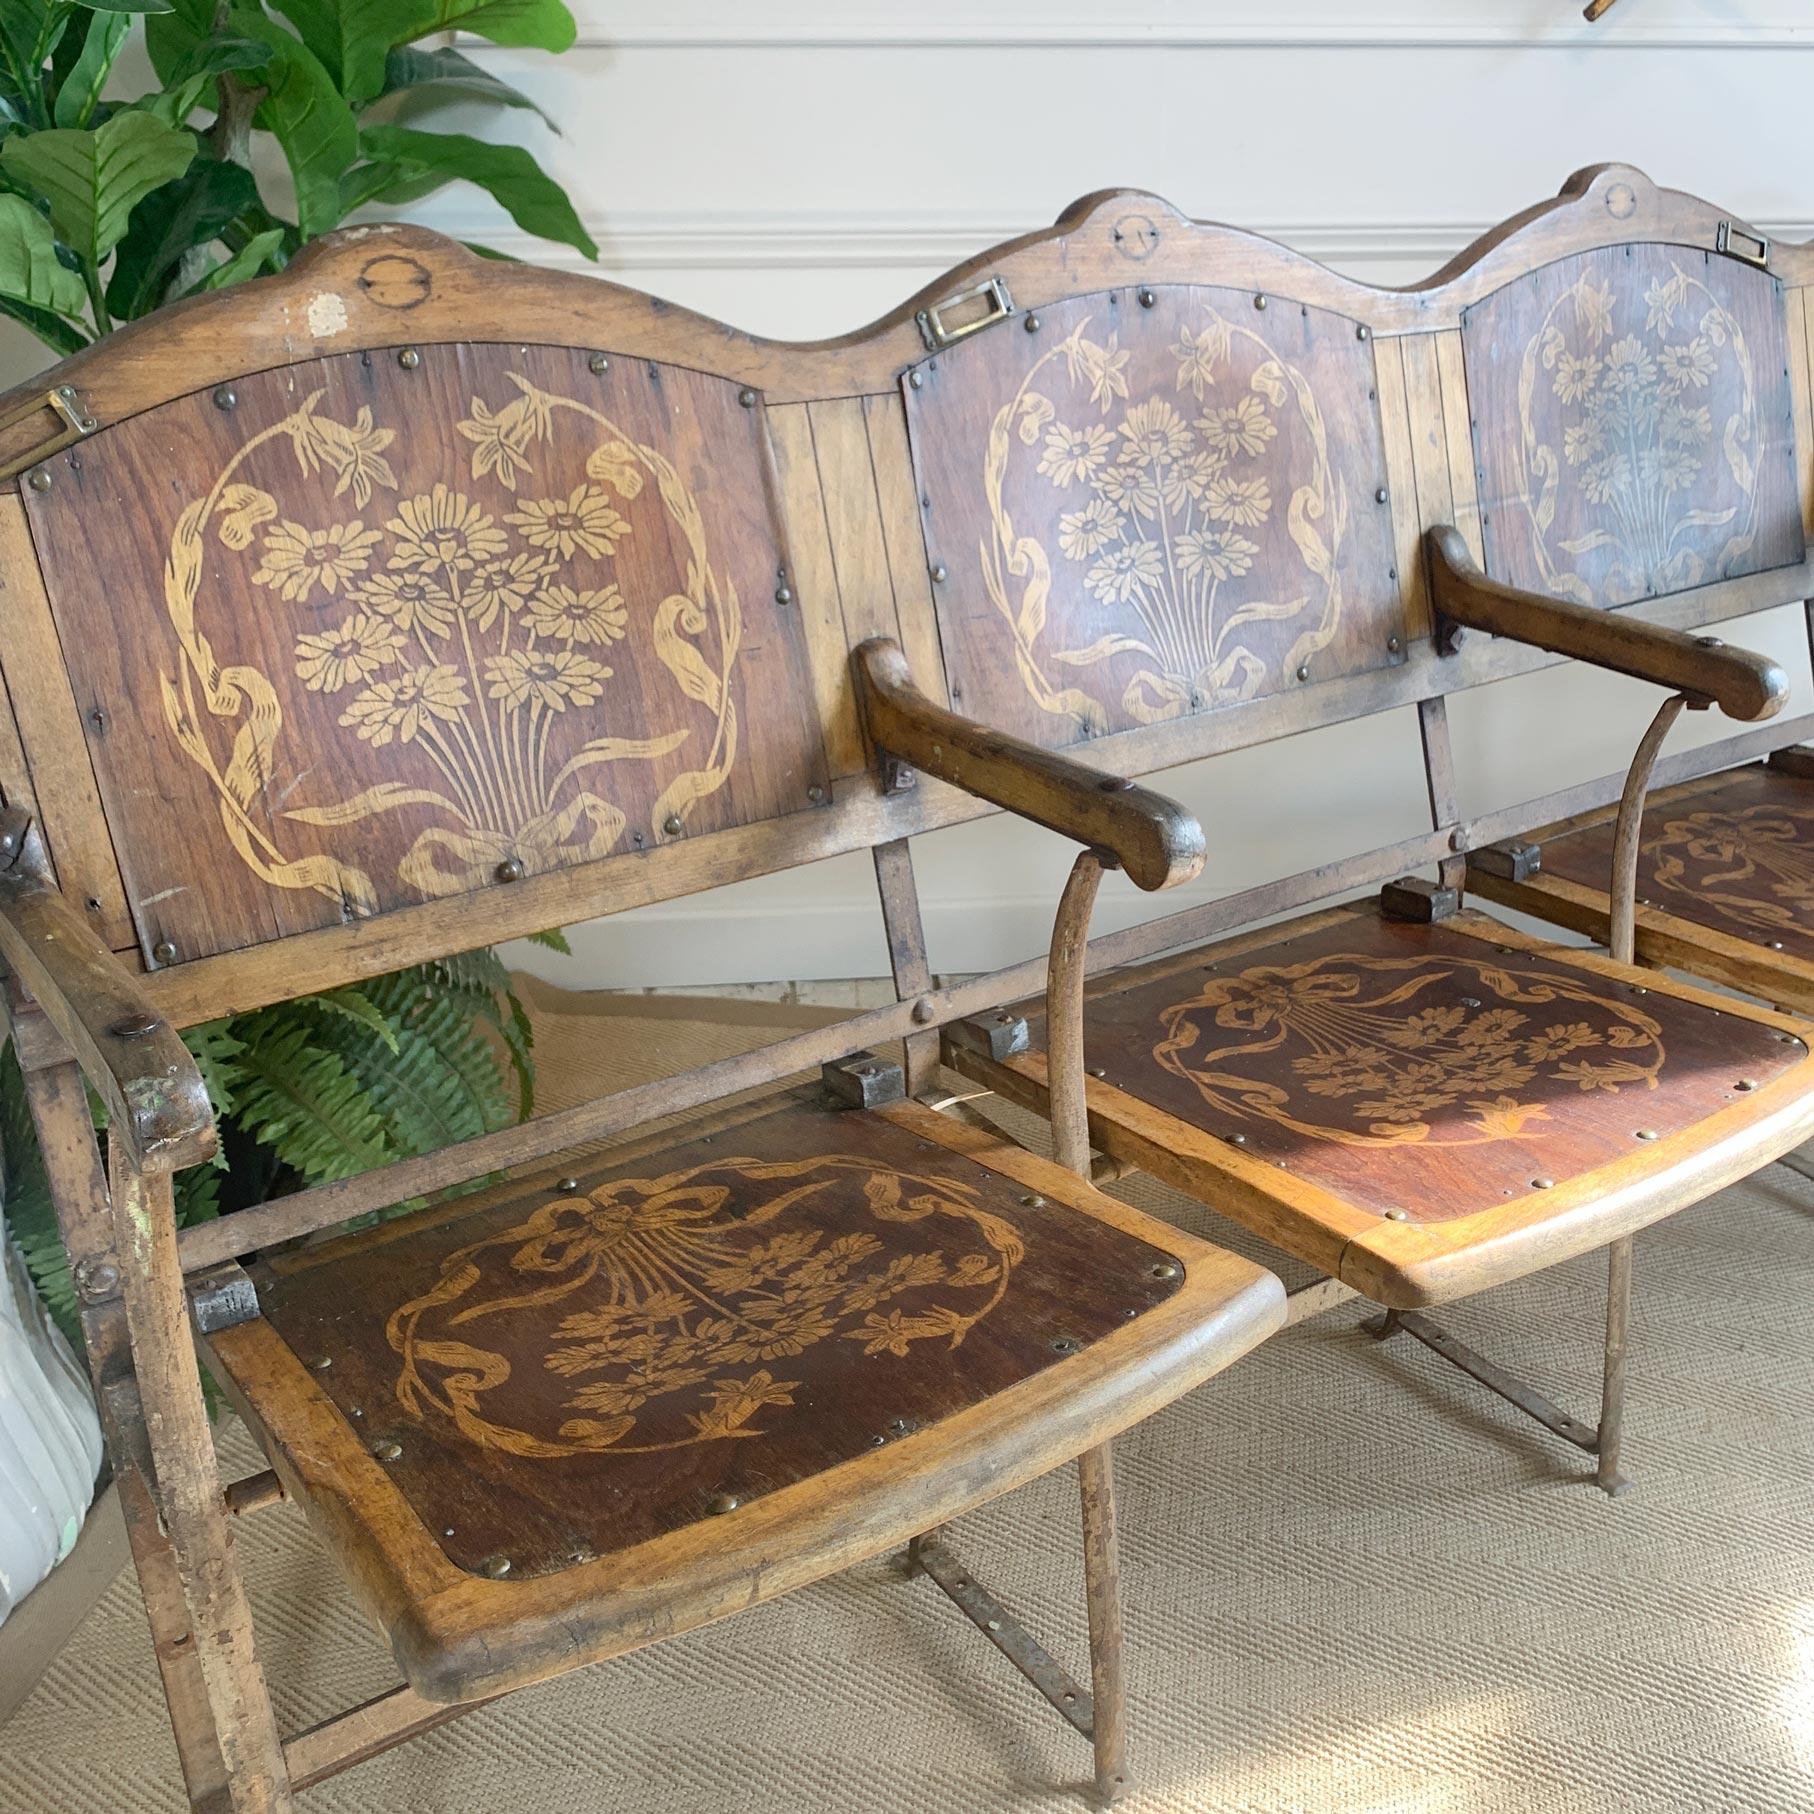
5;980;1813;1812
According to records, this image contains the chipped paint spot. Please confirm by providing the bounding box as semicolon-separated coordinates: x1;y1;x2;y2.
307;291;349;338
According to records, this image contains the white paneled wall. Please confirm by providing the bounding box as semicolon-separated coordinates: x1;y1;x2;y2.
16;3;1814;989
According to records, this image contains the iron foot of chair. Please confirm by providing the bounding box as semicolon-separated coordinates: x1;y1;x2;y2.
1365;1309;1404;1342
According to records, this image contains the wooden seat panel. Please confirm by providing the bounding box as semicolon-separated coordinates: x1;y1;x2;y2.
1467;762;1814;1014
203;1091;1283;1703
948;903;1814;1306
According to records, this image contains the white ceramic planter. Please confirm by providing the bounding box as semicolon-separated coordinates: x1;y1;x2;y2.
0;1239;101;1626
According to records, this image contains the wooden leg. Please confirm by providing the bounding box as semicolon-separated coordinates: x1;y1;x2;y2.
1078;1443;1128;1807
1597;1236;1635;1498
109;1151;294;1812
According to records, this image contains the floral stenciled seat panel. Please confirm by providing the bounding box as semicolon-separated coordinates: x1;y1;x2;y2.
22;343;828;965
248;1095;1186;1581
1534;766;1814;962
904;284;1405;751
1036;906;1804;1223
1462;242;1804;607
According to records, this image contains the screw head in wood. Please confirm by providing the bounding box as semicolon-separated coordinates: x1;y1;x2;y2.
911;995;935;1024
108;1010;162;1040
213;385;237;410
495;856;525;882
397;347;420;369
663;814;683;836
1149;1261;1180;1280
152;939;178;964
73;1259;119;1300
310;1354;333;1370
1020;1194;1045;1208
807;784;826;804
705;1492;741;1516
557;1176;581;1193
479;1554;512;1578
1050;1336;1081;1355
1387;635;1401;653
908;370;924;389
738;387;757;407
1356;324;1371;340
588;352;609;372
371;1439;403;1461
26;468;50;492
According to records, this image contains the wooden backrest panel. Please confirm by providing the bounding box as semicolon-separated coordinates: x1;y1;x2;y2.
905;285;1404;749
1463;242;1805;604
22;341;827;968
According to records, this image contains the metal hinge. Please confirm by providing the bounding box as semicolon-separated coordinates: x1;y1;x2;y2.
916;276;1015;351
1715;220;1769;269
0;383;95;482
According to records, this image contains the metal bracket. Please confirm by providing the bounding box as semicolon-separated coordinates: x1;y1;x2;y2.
1468;839;1543;883
1380;875;1459;923
1715;220;1770;269
0;383;95;482
822;1050;906;1109
879;755;917;796
188;1261;261;1335
946;1009;1031;1063
915;276;1014;351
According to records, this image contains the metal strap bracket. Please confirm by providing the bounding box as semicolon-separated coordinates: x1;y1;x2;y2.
0;382;95;482
1715;220;1769;268
916;276;1014;350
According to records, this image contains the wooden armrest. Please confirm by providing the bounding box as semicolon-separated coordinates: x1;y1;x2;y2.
852;638;1205;891
1427;525;1788;721
0;811;215;1173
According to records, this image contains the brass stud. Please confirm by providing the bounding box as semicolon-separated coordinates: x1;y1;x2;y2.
557;1176;581;1194
738;387;757;407
1735;1078;1759;1092
479;1554;512;1578
1088;1066;1107;1078
371;1439;403;1461
930;562;947;583
310;1355;333;1371
908;371;924;389
495;856;525;882
1635;1129;1659;1141
1024;313;1041;333
1225;1132;1247;1146
1375;486;1389;504
664;814;683;836
1383;1207;1410;1221
108;1010;162;1040
1137;287;1156;308
807;784;826;804
588;352;609;373
397;347;420;369
1050;1336;1081;1355
152;939;178;964
1020;1193;1045;1208
1149;1261;1180;1280
1769;940;1785;950
886;1416;914;1436
1253;293;1268;310
1530;1177;1554;1190
1356;324;1371;341
706;1492;741;1516
26;468;50;492
1295;664;1310;682
775;584;793;605
213;385;237;410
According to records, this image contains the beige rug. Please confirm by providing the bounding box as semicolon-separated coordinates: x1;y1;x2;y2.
5;986;1814;1813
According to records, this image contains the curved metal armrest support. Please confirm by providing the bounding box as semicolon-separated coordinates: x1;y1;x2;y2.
0;811;215;1173
853;638;1206;892
1426;525;1788;721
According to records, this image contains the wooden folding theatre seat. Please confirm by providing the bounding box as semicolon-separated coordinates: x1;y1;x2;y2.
0;229;1285;1811
857;164;1814;1498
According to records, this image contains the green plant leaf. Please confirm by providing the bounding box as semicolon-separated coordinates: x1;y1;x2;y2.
378;45;556;129
0;290;87;352
52;9;130;129
85;2;177;13
181;224;284;294
271;0;395;109
397;0;575;52
525;925;570;953
106;154;258;317
0;2;72;89
1;110;195;264
0;190;87;315
356;123;594;257
237;14;360;238
228;1022;391;1181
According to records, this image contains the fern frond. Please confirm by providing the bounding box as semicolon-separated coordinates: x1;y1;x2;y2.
229;1025;391;1182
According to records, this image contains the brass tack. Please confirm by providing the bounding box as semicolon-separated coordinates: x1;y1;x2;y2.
663;814;683;836
1253;293;1268;310
397;347;420;369
807;784;826;804
1387;635;1401;653
495;856;525;882
151;939;178;964
1137;287;1156;308
1769;940;1785;950
1460;996;1482;1008
479;1554;512;1578
1735;1078;1758;1092
930;562;948;582
1383;1208;1410;1221
1530;1177;1554;1190
775;584;793;605
1375;486;1389;504
310;1355;332;1371
706;1492;741;1515
1149;1261;1180;1280
1356;324;1371;340
108;1011;162;1040
212;385;237;410
1225;1132;1247;1146
1088;1066;1106;1078
1020;1193;1045;1208
1635;1129;1658;1140
909;371;924;389
887;1417;913;1436
371;1439;403;1461
738;387;757;407
56;385;73;400
26;468;50;492
557;1176;581;1193
588;352;609;373
1050;1336;1081;1354
349;1406;363;1418
442;1527;455;1538
1295;664;1310;682
1024;313;1041;333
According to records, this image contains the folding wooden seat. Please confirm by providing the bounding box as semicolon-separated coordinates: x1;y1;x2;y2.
0;229;1286;1811
849;164;1814;1498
